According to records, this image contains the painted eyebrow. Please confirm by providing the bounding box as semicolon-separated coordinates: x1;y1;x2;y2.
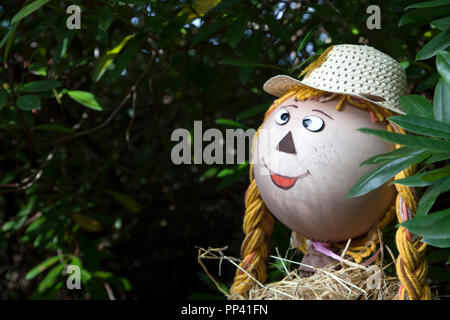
312;109;334;120
281;104;298;109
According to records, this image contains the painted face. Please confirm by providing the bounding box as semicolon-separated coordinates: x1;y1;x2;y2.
253;96;396;242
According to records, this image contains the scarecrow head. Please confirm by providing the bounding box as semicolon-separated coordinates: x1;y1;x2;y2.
230;45;428;298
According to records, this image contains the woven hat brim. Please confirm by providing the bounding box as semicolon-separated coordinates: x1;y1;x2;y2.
263;75;405;115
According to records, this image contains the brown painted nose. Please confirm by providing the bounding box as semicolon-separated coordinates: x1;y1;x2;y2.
277;131;297;154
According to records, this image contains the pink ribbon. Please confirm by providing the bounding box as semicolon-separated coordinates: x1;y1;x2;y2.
311;241;381;267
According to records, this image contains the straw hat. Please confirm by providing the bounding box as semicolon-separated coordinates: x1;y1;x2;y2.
263;44;407;114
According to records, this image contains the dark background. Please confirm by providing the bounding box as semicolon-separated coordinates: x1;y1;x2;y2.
0;0;449;299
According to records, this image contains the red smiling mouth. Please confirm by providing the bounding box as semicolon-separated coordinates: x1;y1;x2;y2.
262;158;311;190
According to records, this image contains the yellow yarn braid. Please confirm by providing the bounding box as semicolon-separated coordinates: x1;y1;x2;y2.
230;86;430;300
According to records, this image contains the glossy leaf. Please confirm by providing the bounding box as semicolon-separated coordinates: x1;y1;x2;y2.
416;29;450;60
394;165;450;187
405;0;450;10
11;0;51;25
389;115;450;139
399;7;450;27
66;90;103;111
400;94;433;118
433;79;450;123
347;149;431;198
437;50;450;87
432;16;450;30
360;147;424;166
400;208;450;248
417;176;450;217
358;128;450;153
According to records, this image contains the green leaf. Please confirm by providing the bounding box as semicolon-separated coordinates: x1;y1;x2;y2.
399;7;450;27
414;73;440;92
16;95;41;110
417;176;450;217
432;17;450;30
394;165;450;187
18;80;61;93
347;149;431;198
400;95;433;118
297;27;317;54
236;103;271;121
360;147;422;166
0;23;18;51
389;115;450;139
29;63;48;76
225;10;249;46
53;31;74;65
416;29;450;60
11;0;51;25
215;118;247;129
199;167;219;182
99;7;114;32
405;0;450;10
437;50;450;87
106;190;141;213
217;168;234;178
37;263;64;293
433;79;450;123
32;124;75;134
358;128;450;153
219;58;284;71
109;34;144;81
425;152;450;163
26;256;60;281
400;208;450;248
67;90;103;111
3;23;17;62
93;34;135;82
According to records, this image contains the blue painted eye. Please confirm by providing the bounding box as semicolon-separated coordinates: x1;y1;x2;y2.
302;116;324;132
275;110;290;125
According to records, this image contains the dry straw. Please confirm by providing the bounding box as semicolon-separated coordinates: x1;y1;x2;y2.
197;246;401;300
